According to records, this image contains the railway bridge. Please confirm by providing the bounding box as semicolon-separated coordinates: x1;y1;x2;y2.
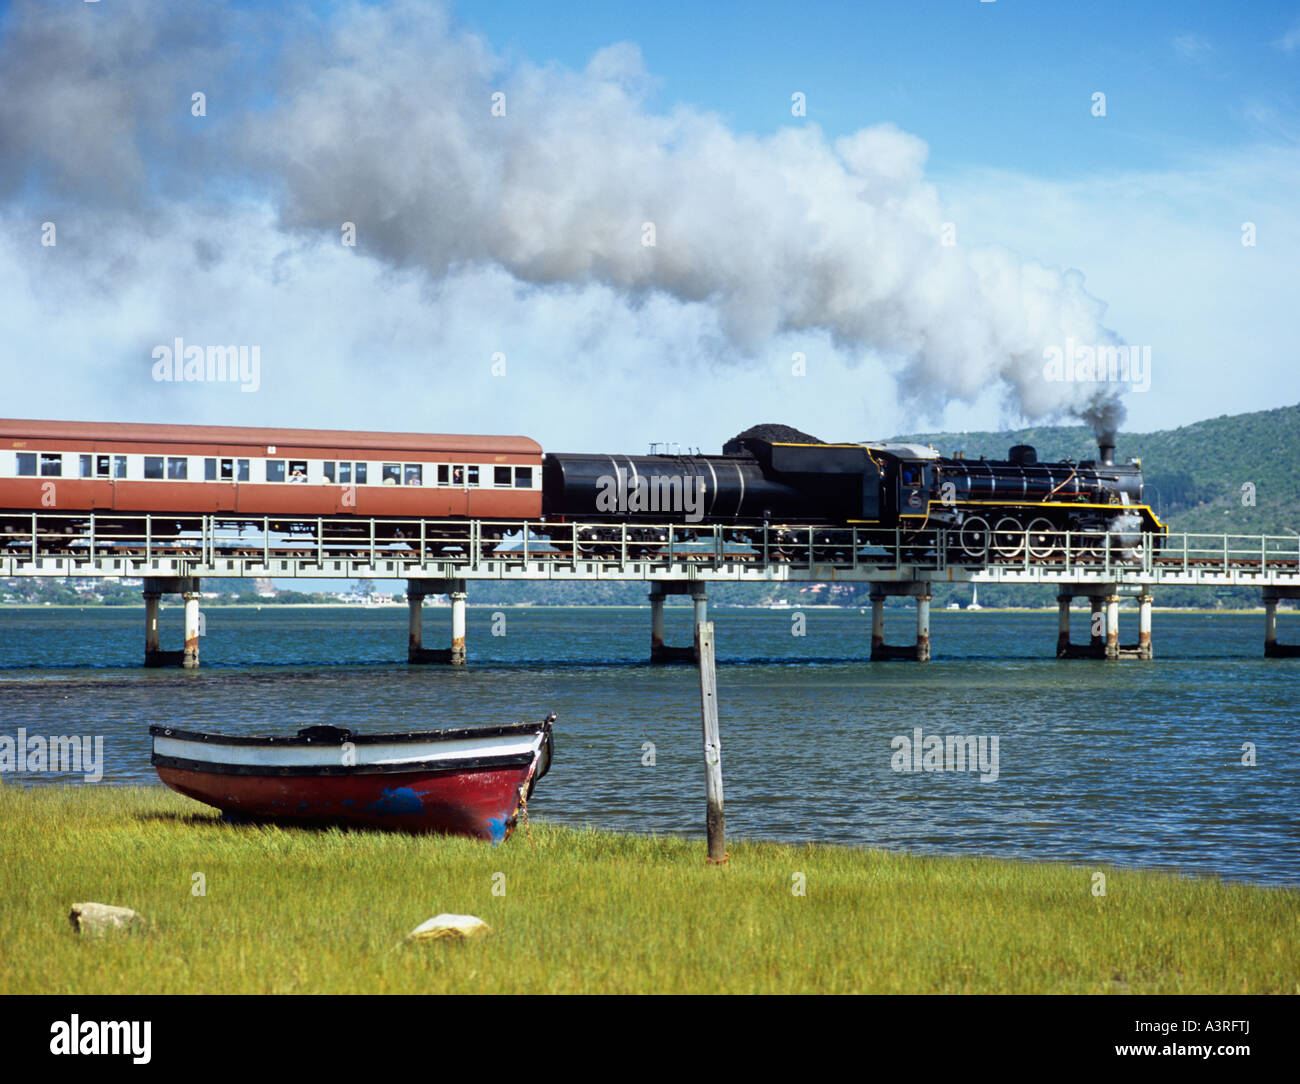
3;513;1298;667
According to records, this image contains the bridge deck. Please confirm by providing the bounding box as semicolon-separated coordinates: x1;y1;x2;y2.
3;513;1298;588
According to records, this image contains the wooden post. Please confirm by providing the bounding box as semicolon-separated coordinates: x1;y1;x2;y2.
697;621;726;863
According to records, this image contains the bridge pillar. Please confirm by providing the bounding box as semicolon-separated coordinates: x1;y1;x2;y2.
869;583;931;661
692;588;708;655
1089;597;1106;657
1104;594;1121;661
142;576;198;667
406;579;468;664
649;581;696;663
1056;594;1072;657
450;588;467;665
182;590;201;670
1137;593;1154;660
1263;587;1300;658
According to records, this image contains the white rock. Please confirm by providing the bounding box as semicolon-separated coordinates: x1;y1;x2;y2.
407;913;492;942
69;902;144;936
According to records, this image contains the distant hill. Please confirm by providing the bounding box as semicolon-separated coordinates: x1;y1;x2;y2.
895;403;1300;536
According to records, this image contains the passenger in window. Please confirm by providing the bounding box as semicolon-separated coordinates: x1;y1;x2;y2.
290;468;307;483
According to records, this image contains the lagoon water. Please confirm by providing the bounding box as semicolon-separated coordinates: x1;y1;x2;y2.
1;605;1297;885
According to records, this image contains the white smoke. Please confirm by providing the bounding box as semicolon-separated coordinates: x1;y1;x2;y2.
1;0;1128;432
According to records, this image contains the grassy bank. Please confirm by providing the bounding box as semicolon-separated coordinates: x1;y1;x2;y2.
1;783;1296;994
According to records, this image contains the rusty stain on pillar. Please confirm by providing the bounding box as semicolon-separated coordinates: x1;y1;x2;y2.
915;593;931;662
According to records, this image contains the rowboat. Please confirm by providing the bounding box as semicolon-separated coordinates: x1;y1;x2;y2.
150;713;555;842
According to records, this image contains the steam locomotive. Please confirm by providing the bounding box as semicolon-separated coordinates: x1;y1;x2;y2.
2;419;1164;562
543;424;1165;560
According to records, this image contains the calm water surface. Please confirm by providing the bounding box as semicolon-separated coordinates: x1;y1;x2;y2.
2;605;1297;885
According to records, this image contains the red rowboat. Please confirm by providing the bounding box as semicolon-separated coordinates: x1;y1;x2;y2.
150;714;555;842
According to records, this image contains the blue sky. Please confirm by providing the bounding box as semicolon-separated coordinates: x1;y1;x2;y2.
1;0;1297;450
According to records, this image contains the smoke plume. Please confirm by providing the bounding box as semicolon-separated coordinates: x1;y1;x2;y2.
0;0;1128;433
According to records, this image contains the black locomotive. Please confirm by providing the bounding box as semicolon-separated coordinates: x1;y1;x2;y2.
542;423;1165;561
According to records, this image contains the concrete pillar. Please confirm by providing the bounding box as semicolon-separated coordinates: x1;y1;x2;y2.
691;588;708;658
1056;594;1072;658
1105;594;1121;661
408;587;424;659
649;584;666;657
144;591;161;660
450;587;467;666
1089;596;1105;658
1264;595;1278;658
870;591;885;660
182;589;201;669
1137;592;1154;660
916;593;931;662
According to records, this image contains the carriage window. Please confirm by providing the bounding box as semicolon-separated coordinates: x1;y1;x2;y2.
466;465;479;485
288;460;308;483
354;462;367;485
436;464;449;486
97;455;115;478
205;458;218;481
323;461;335;483
382;463;401;486
80;455;93;478
16;452;36;476
220;459;236;481
167;457;188;480
39;453;62;477
114;456;127;478
335;462;352;484
494;466;512;488
236;458;249;481
404;464;423;486
514;466;533;488
144;456;164;480
266;460;286;483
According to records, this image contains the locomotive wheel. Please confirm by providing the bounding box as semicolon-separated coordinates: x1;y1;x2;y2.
1025;517;1059;560
959;515;990;560
993;516;1025;560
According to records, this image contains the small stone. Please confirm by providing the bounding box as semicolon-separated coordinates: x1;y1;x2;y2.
69;902;144;937
406;913;492;942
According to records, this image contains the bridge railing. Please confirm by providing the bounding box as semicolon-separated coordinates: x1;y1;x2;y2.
3;512;1298;577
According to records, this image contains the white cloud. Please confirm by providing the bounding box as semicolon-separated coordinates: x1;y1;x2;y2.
1172;33;1213;61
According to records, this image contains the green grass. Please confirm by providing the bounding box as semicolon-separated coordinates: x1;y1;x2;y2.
2;783;1296;994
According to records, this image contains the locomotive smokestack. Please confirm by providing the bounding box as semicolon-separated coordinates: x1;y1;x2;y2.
1098;434;1116;466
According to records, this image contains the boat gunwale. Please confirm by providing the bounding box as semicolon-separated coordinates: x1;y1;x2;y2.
152;751;538;778
148;719;552;747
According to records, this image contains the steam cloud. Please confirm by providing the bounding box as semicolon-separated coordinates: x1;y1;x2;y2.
1;0;1128;433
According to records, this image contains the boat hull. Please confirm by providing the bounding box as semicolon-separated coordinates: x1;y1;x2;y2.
150;718;553;842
